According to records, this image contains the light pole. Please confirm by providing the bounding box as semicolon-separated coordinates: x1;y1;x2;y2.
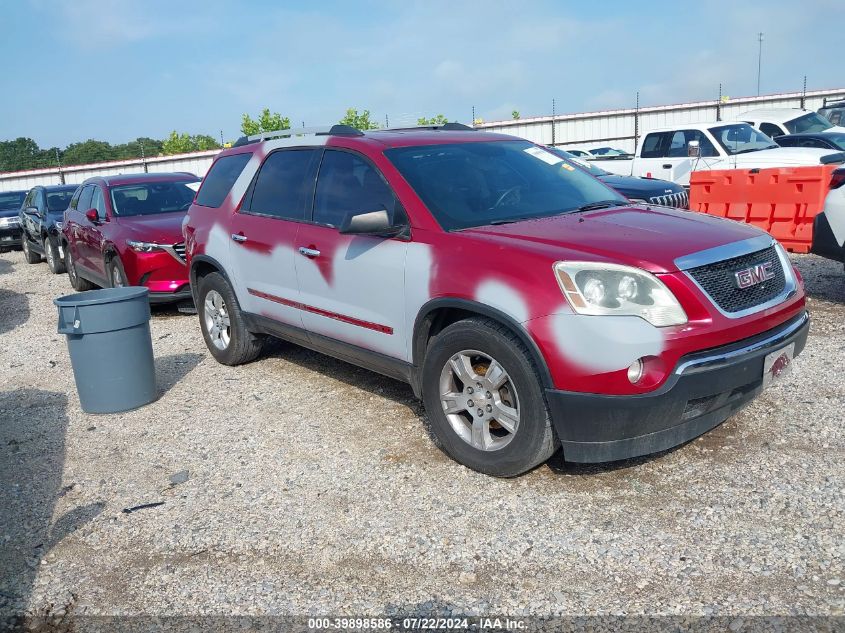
757;32;764;96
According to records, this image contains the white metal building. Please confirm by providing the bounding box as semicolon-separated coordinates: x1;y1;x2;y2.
475;88;845;153
0;150;218;192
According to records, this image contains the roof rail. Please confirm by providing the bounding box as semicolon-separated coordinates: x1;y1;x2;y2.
232;124;364;147
381;122;476;132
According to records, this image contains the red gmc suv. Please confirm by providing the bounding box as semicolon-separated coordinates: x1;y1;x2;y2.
183;124;808;477
62;173;199;303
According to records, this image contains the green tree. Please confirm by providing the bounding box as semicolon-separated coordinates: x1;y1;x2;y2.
62;139;117;165
417;114;449;126
512;110;521;120
161;131;221;155
241;108;291;136
339;108;379;130
0;137;49;171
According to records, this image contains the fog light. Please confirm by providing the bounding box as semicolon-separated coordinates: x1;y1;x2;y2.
627;358;644;383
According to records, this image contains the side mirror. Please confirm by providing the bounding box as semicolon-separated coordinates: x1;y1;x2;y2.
85;208;100;224
339;209;405;237
24;206;40;217
687;140;700;158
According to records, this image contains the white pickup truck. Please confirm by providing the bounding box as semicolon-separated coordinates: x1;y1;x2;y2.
735;108;845;138
590;121;845;186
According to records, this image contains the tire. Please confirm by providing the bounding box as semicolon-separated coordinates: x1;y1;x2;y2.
197;272;263;365
21;234;41;264
44;236;66;274
107;256;127;288
66;247;95;291
421;317;557;477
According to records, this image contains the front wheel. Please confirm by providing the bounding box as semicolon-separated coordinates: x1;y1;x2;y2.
197;272;263;365
44;236;66;274
107;257;127;287
66;248;94;291
421;317;557;477
21;234;41;264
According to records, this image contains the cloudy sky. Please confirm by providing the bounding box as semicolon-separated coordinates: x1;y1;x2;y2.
2;0;841;147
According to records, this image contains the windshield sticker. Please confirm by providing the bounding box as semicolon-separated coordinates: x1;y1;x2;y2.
524;146;563;165
561;162;575;171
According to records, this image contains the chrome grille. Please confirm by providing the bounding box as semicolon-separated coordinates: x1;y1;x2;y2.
648;190;689;209
687;246;786;314
172;242;186;262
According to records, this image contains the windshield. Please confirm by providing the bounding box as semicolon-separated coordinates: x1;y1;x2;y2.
0;191;26;211
546;147;611;176
709;124;778;155
785;112;833;134
110;179;200;216
46;189;76;213
384;141;627;231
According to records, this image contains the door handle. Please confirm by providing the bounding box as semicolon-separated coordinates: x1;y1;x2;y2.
231;233;248;243
298;246;320;258
662;164;672;169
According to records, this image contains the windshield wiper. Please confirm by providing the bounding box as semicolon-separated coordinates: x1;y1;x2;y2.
574;200;625;212
488;218;522;225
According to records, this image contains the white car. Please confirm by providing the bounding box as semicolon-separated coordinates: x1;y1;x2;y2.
590;121;845;186
736;108;845;139
811;167;845;267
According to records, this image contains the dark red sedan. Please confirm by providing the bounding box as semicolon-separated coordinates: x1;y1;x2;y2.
61;172;199;303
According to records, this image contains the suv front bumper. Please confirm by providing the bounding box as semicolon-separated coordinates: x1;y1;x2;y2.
546;311;809;463
0;226;22;250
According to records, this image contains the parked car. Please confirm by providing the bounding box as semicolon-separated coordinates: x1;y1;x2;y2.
19;184;78;272
591;122;845;186
546;147;688;207
810;167;845;266
183;124;808;477
773;132;845;151
0;190;27;252
561;148;591;158
818;100;845;127
736;108;845;138
588;147;631;157
61;173;199;303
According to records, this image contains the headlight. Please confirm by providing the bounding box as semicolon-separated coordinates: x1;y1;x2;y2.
0;216;19;227
126;240;164;253
554;261;688;326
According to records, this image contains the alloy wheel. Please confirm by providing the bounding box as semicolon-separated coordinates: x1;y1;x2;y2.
111;264;125;287
438;349;520;451
45;239;54;268
204;290;231;350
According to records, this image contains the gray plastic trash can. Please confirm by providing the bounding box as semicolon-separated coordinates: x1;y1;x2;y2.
54;287;157;414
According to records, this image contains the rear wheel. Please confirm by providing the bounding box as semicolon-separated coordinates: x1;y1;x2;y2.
66;248;94;291
421;317;557;477
197;272;263;365
44;236;66;274
21;234;41;264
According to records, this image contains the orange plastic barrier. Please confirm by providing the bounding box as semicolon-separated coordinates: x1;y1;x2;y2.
688;165;837;253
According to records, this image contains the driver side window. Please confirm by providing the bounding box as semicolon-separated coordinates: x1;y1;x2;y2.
91;187;107;220
313;150;398;228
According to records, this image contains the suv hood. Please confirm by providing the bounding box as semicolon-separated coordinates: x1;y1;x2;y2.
461;205;766;273
117;212;186;244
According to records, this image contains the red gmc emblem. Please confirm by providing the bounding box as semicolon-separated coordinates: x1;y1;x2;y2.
734;261;775;289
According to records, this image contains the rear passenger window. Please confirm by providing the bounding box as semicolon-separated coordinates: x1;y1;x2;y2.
640;133;668;158
759;123;783;139
313;150;396;227
243;149;319;220
196;153;252;208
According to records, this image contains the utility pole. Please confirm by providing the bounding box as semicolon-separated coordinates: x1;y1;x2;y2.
551;98;556;146
757;32;764;96
55;148;65;184
140;140;148;173
471;105;476;127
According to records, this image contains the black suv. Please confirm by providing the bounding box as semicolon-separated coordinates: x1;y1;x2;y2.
19;184;78;273
0;190;27;252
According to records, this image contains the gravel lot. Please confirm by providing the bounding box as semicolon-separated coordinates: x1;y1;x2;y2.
0;248;843;628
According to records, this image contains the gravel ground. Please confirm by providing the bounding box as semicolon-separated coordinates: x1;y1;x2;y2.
0;248;843;628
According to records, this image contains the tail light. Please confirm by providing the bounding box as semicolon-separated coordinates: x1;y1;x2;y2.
831;169;845;190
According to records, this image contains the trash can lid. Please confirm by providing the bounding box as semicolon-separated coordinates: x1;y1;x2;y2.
54;286;149;307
